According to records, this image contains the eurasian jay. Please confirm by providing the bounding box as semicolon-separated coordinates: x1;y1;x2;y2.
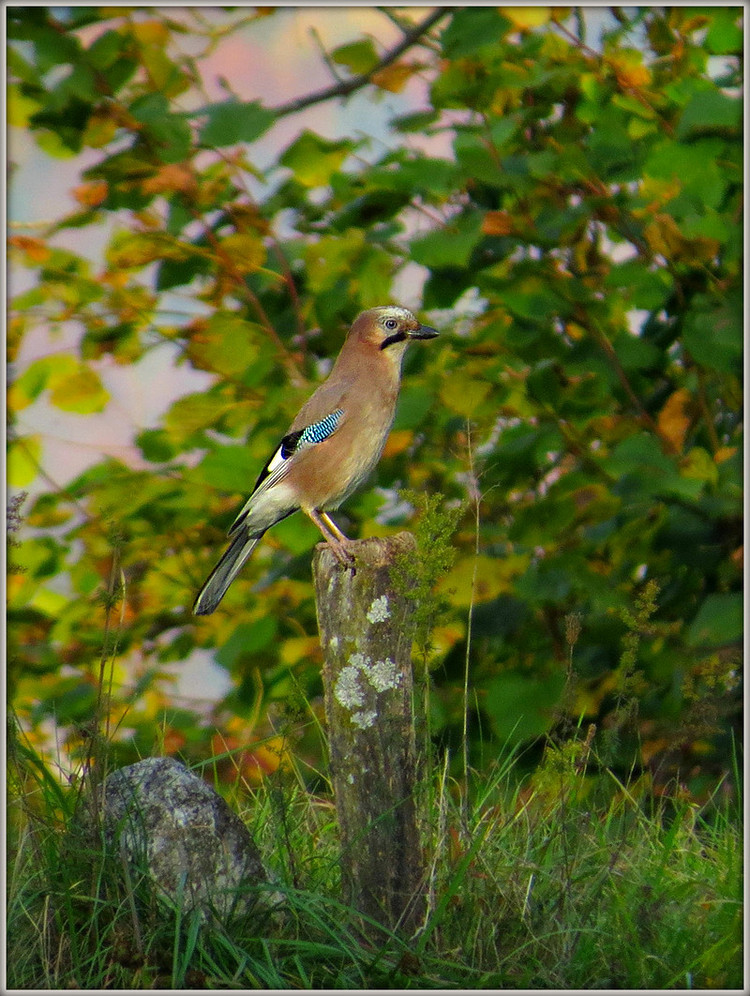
193;305;439;615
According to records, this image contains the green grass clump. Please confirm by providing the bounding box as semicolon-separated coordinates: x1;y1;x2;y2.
7;715;742;991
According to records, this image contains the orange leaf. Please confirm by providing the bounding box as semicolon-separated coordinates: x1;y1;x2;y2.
481;210;515;236
162;728;187;754
141;164;197;197
8;235;50;264
607;50;652;89
72;180;108;208
715;446;737;464
383;429;413;458
657;388;692;453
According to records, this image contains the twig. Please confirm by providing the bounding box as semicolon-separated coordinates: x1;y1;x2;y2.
270;8;452;119
186;203;306;385
582;315;667;447
461;420;480;837
309;25;345;85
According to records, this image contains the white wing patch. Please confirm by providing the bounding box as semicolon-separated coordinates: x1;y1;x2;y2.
229;408;344;536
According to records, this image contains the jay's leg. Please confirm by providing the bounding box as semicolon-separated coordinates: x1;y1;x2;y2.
318;510;351;544
306;508;355;567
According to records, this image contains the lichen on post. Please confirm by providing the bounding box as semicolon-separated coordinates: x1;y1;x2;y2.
312;532;424;938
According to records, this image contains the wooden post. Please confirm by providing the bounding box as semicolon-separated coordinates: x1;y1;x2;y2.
312;533;424;938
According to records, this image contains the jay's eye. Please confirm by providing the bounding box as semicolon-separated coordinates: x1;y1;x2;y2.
384;318;398;331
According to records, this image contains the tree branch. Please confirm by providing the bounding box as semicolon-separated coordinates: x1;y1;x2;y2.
270;7;453;119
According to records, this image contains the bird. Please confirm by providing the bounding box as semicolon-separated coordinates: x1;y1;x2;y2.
193;305;439;615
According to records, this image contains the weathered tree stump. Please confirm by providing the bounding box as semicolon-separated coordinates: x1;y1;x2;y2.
312;532;425;938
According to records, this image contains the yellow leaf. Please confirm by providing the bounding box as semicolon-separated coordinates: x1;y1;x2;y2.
371;62;418;93
82;109;121;148
49;364;110;413
643;213;719;264
131;20;170;46
106;233;166;269
280;636;321;666
640;175;682;210
440;375;492;418
657;387;692;453
8;87;41;128
8;435;42;487
439;553;530;607
565;322;586;341
501;7;552;29
30;587;69;616
627;117;657;140
680;447;718;486
219;233;266;273
431;623;466;656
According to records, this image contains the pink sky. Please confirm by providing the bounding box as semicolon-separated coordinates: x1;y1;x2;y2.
9;8;444;493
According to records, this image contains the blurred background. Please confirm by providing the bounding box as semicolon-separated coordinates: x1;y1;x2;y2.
8;6;743;803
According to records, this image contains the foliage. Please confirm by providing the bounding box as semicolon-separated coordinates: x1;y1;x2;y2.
7;721;743;989
7;7;743;794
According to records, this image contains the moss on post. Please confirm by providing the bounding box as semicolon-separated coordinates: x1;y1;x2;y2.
312;533;424;938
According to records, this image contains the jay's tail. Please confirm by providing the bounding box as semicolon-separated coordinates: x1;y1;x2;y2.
193;531;263;615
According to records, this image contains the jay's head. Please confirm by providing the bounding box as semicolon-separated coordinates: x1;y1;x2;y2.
348;306;439;358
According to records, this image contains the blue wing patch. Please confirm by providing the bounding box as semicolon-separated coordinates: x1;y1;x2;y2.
230;408;345;537
249;408;345;495
298;409;343;448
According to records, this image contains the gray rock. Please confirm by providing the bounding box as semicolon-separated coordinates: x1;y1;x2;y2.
96;756;281;922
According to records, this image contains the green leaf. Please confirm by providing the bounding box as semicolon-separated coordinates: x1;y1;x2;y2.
677;88;741;139
440;7;509;57
193;446;256;493
483;671;567;743
36;128;80;158
704;8;743;54
371;154;458;195
8;435;42;487
10;355;109;413
216;617;279;668
135;428;175;463
605;261;673;310
454;130;509;188
330;39;378;74
280;131;353;187
9;358;55;409
410;211;484;269
198;100;275;147
500;278;561;322
602;434;703;502
686;593;743;648
682;295;742;375
163;392;234;442
392;109;440;133
86;29;125;69
129;93;192;163
186;316;265;378
393;385;437;431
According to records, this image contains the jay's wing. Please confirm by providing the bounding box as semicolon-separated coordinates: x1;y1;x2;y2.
229;408;344;537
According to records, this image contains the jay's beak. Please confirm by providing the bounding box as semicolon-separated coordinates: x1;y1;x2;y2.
407;323;439;341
